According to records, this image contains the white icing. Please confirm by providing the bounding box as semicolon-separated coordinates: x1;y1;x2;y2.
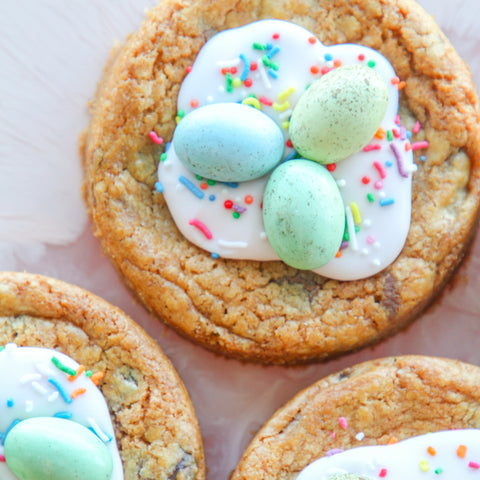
158;19;416;280
0;343;123;480
296;429;480;479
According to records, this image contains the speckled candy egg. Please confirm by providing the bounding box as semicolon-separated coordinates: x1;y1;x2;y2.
262;159;344;269
173;102;285;182
289;65;388;164
4;417;113;480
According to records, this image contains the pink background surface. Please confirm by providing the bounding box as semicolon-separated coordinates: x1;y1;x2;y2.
1;1;479;478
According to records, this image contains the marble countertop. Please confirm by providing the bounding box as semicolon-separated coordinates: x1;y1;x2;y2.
1;1;480;478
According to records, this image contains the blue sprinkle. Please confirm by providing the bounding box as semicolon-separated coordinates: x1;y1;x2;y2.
283;150;298;163
155;181;164;193
266;45;280;59
385;160;393;167
54;411;73;419
420;155;426;162
88;426;112;443
3;419;20;445
178;175;205;199
267;68;278;79
266;42;273;50
379;197;395;207
209;194;216;202
6;398;14;408
211;252;220;259
221;181;239;188
239;53;251;81
48;377;72;404
406;130;412;139
165;141;172;152
324;53;333;61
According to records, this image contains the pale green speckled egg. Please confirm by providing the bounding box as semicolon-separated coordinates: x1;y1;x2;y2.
4;417;113;480
289;65;388;164
262;159;344;270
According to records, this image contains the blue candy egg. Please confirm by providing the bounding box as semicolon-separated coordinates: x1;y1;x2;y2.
173;103;285;182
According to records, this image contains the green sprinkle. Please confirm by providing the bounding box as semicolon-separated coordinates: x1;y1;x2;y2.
176;109;185;118
367;193;375;203
51;356;77;377
434;468;443;475
160;152;168;162
195;174;203;180
0;346;4;352
261;55;271;67
387;130;393;141
253;42;267;50
232;211;240;219
270;62;279;71
343;232;350;241
355;225;359;233
207;179;216;186
86;370;93;377
367;60;376;68
226;72;233;92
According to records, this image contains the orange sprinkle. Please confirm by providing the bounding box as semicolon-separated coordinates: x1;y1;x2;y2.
90;371;105;385
200;183;208;190
427;446;436;456
398;81;406;90
457;445;467;458
405;142;411;151
335;251;342;258
70;388;86;399
390;76;400;85
310;65;320;75
333;58;342;68
308;36;317;44
68;365;86;382
244;195;253;204
387;436;398;445
190;99;199;108
375;127;386;139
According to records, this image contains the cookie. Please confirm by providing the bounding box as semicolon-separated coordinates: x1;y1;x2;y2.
231;355;480;479
83;0;480;364
0;272;205;480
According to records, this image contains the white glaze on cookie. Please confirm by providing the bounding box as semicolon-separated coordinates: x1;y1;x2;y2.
297;430;480;479
157;19;417;280
0;343;122;480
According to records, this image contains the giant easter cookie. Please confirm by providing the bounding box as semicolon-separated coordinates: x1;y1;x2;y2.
231;355;480;480
83;0;480;364
0;272;205;480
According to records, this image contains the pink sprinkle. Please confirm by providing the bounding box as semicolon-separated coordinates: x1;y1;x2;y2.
149;131;164;145
395;114;401;125
410;141;429;150
469;462;480;469
188;219;213;239
338;417;348;429
379;468;388;477
373;161;387;179
412;120;421;133
390;143;409;178
367;235;375;244
326;448;344;456
0;454;5;462
259;96;273;106
392;128;400;138
186;65;193;73
374;180;383;189
363;144;381;152
331;431;336;439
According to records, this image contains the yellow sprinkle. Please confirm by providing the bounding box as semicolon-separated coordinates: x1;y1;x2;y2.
242;97;262;110
272;101;290;112
281;121;290;130
232;77;242;88
419;459;429;472
277;86;296;101
175;116;182;124
350;201;362;225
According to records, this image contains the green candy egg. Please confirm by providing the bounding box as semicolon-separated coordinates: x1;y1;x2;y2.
4;417;113;480
289;65;388;164
262;159;344;270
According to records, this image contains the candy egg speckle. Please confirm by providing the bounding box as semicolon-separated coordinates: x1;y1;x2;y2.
173;102;285;182
262;159;344;269
289;65;389;164
4;417;113;480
